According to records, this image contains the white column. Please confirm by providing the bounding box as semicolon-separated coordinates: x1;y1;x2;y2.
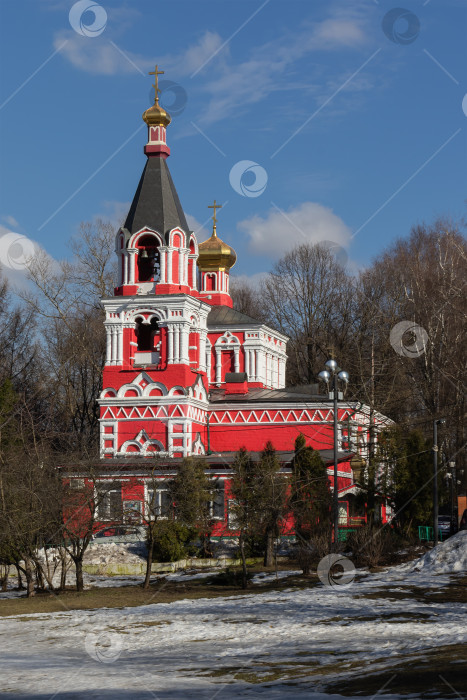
191;259;197;289
124;254;129;285
181;325;189;364
234;346;240;373
206;343;211;380
105;326;111;365
160;250;166;283
110;326;115;365
117;328;123;365
174;325;180;363
129;250;136;284
215;348;222;384
244;349;250;380
168;326;174;364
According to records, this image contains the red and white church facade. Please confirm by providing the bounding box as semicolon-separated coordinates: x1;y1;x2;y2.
86;77;393;535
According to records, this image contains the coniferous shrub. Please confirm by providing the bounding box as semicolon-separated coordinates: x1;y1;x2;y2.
151;522;197;562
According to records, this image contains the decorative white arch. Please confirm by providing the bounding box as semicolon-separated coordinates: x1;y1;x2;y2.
214;331;240;383
119;430;165;455
124;308;166;324
128;228;164;249
168;385;187;397
116;372;168;399
192;433;205;455
168;227;188;249
187;374;208;402
100;387;117;399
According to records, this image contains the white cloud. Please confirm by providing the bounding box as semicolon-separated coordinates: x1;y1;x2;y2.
54;4;375;124
239;202;351;259
54;31;143;75
97;201;130;229
230;271;269;290
0;227;48;290
54;29;224;77
2;215;20;228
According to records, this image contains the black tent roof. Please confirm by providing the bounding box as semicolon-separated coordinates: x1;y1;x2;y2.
124;156;189;242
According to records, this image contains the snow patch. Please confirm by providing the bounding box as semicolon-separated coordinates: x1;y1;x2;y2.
409;531;467;574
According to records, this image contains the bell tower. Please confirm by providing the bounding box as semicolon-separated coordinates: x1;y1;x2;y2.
198;200;237;308
99;69;211;459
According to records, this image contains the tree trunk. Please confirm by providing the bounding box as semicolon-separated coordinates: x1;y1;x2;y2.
300;545;311;576
143;538;153;590
15;563;25;590
59;549;68;590
239;533;248;589
264;529;274;567
24;557;36;597
74;557;84;592
1;565;9;591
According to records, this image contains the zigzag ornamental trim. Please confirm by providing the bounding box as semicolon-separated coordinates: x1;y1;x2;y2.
208;407;351;425
170;405;187;418
187;407;205;421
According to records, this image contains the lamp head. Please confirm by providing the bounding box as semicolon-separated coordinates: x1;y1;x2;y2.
318;370;330;383
324;359;338;373
337;370;349;383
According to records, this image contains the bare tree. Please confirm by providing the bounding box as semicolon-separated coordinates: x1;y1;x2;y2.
260;244;355;384
21;220;116;452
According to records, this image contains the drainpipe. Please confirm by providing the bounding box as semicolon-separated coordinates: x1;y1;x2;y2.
206;413;212;455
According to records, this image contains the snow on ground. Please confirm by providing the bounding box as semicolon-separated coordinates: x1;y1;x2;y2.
408;530;467;574
84;542;147;566
251;569;302;584
1;540;466;699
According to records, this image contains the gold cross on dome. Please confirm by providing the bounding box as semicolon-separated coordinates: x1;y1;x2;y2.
208;199;222;233
149;65;164;103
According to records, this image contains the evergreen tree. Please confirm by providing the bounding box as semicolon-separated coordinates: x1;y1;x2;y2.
378;427;446;534
230;448;257;588
290;434;331;573
255;442;288;567
171;457;213;557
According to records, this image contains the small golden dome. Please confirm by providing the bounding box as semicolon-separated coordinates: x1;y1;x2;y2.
198;228;237;271
142;101;171;127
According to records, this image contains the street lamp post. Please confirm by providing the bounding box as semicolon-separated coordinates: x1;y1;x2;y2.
318;360;349;550
433;419;446;546
448;461;455;535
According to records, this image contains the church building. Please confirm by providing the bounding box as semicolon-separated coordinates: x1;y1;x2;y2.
85;70;393;535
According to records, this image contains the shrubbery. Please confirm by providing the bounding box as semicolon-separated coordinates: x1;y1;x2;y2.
346;525;403;568
151;522;198;562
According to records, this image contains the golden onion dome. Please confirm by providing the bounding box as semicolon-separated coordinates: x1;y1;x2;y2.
198;228;237;271
142;100;171;127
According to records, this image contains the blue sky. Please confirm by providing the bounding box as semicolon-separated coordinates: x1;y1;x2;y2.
0;0;466;284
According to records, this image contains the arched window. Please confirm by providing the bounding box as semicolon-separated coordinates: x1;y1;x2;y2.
205;273;216;291
136;235;160;282
135;317;159;351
